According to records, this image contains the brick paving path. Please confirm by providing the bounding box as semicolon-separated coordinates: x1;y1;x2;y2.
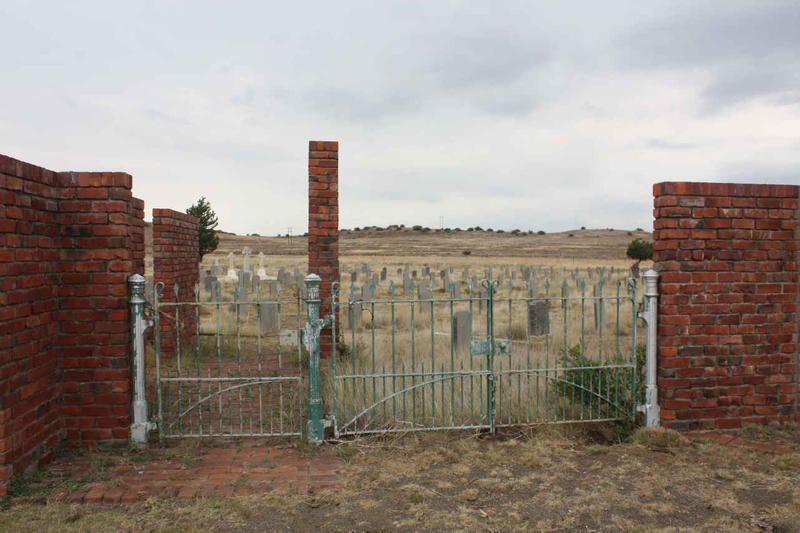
26;445;340;504
685;431;796;454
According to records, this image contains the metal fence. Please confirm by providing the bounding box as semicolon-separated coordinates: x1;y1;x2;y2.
326;276;645;436
130;270;660;445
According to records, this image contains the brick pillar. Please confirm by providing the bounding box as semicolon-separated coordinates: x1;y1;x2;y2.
653;182;799;430
152;209;199;358
308;141;339;358
57;171;145;446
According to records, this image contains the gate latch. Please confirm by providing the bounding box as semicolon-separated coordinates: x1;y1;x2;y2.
470;339;512;357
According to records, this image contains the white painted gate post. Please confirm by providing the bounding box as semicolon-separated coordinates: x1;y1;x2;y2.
642;269;660;427
129;274;155;446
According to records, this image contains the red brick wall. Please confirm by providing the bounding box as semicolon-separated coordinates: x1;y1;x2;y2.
152;208;199;358
0;154;144;495
0;156;62;495
653;182;799;430
308;141;339;358
57;172;144;446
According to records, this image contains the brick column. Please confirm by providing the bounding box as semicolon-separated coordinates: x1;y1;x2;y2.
308;141;339;358
653;182;799;430
57;171;145;446
152;209;199;358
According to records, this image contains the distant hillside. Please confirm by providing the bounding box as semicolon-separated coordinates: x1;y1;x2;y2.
209;227;651;261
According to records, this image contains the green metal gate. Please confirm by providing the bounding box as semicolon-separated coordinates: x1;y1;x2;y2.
148;279;305;440
324;275;643;436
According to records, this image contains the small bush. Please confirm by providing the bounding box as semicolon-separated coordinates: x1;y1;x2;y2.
467;227;474;232
496;229;505;234
537;230;546;235
636;227;643;232
412;225;423;231
354;227;361;232
511;229;521;234
474;226;483;231
632;427;687;449
553;344;645;420
568;233;574;237
580;226;586;230
462;250;471;256
627;238;654;262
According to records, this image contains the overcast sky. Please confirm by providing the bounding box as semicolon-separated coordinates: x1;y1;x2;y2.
2;1;799;235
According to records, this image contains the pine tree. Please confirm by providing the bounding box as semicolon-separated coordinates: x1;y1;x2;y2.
186;197;219;259
626;238;653;277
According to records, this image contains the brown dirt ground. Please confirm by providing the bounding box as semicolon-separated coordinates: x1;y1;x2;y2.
3;425;800;532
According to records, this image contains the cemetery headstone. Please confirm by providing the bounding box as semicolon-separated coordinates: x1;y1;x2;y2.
593;283;604;330
452;311;472;356
259;302;279;334
225;252;238;282
528;300;550;336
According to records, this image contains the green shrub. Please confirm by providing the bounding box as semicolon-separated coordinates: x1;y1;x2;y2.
552;344;645;420
626;238;654;262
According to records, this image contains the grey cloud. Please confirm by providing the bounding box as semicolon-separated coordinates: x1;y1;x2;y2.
620;3;800;68
302;87;422;122
699;65;800;113
431;34;549;90
619;2;800;113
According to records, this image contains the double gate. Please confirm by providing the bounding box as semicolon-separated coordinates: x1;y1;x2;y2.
326;275;645;437
130;270;658;444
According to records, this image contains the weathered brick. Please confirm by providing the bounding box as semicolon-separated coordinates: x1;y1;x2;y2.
308;141;339;357
1;156;145;496
151;209;199;358
654;181;799;430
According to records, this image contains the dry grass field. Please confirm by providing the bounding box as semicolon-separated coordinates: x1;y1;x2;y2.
208;225;650;263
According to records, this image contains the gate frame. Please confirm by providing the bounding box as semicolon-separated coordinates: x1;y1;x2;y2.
307;270;660;442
